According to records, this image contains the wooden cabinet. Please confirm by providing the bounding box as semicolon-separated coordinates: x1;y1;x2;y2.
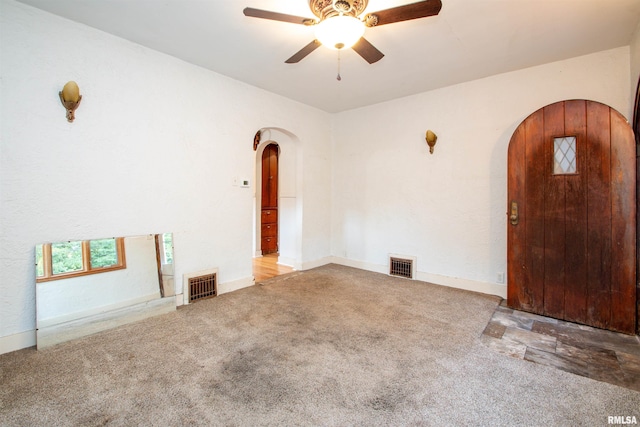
261;209;278;225
261;222;277;237
261;209;278;253
261;144;279;254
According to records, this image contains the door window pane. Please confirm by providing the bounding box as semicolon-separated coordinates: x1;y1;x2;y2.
553;136;577;174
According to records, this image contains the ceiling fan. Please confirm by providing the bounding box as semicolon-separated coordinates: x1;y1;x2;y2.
243;0;442;64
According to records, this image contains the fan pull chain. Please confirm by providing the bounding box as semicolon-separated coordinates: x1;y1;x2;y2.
337;49;342;81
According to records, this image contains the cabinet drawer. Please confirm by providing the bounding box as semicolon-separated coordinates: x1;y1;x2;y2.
262;236;277;252
261;209;278;224
262;223;277;237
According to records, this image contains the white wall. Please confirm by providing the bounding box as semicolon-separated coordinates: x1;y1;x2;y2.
331;47;632;297
0;0;332;353
632;20;640;116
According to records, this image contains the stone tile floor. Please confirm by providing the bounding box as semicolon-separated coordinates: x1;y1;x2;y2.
481;300;640;392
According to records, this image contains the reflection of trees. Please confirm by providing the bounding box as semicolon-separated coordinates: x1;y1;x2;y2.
162;233;173;264
51;241;83;273
48;239;118;274
35;246;44;276
90;239;118;268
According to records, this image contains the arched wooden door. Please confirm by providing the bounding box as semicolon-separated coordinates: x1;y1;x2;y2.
261;143;279;254
507;100;636;334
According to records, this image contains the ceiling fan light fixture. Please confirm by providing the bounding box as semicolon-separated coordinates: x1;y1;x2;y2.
314;15;365;50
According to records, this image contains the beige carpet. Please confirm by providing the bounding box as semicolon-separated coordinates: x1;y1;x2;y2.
1;264;639;426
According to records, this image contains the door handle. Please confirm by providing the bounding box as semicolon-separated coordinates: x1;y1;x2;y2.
509;201;519;225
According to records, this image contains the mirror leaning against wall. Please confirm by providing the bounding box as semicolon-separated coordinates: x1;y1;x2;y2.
35;233;175;349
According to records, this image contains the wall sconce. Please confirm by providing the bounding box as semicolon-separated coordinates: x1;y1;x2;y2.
59;81;82;122
253;130;261;151
425;130;438;154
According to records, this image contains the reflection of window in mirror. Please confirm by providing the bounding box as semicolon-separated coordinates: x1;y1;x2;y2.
35;245;44;278
36;237;126;282
161;233;173;264
90;238;121;268
52;241;83;274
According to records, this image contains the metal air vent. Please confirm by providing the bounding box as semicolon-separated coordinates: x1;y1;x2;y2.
184;268;218;303
389;255;416;279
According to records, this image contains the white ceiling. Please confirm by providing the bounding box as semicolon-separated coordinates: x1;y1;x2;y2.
16;0;640;113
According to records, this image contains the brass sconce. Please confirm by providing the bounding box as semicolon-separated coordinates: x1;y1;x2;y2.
59;81;82;122
253;130;261;151
425;130;438;154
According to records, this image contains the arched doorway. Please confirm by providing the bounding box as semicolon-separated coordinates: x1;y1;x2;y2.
253;128;303;278
507;99;636;334
260;143;279;254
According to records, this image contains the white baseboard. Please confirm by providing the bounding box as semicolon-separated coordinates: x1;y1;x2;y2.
300;256;334;271
327;256;507;298
416;271;507;298
217;276;254;295
277;256;295;268
175;293;184;306
0;330;36;355
324;256;386;274
36;297;175;349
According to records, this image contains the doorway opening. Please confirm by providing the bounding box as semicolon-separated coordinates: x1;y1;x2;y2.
253;254;293;282
507;99;636;334
261;143;279;255
253;128;303;282
254;143;291;280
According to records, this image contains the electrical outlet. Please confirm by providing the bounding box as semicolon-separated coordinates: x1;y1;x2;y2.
497;272;505;283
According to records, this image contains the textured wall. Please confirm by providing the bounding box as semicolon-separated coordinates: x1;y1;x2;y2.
630;20;640;114
0;1;332;352
331;47;632;297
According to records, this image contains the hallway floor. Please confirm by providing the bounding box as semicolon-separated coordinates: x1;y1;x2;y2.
253;253;294;282
481;300;640;392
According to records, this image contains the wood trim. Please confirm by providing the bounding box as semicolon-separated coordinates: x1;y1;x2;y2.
154;234;165;297
36;237;126;283
633;76;640;145
609;108;637;333
41;243;52;278
81;241;91;272
634;76;640;335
